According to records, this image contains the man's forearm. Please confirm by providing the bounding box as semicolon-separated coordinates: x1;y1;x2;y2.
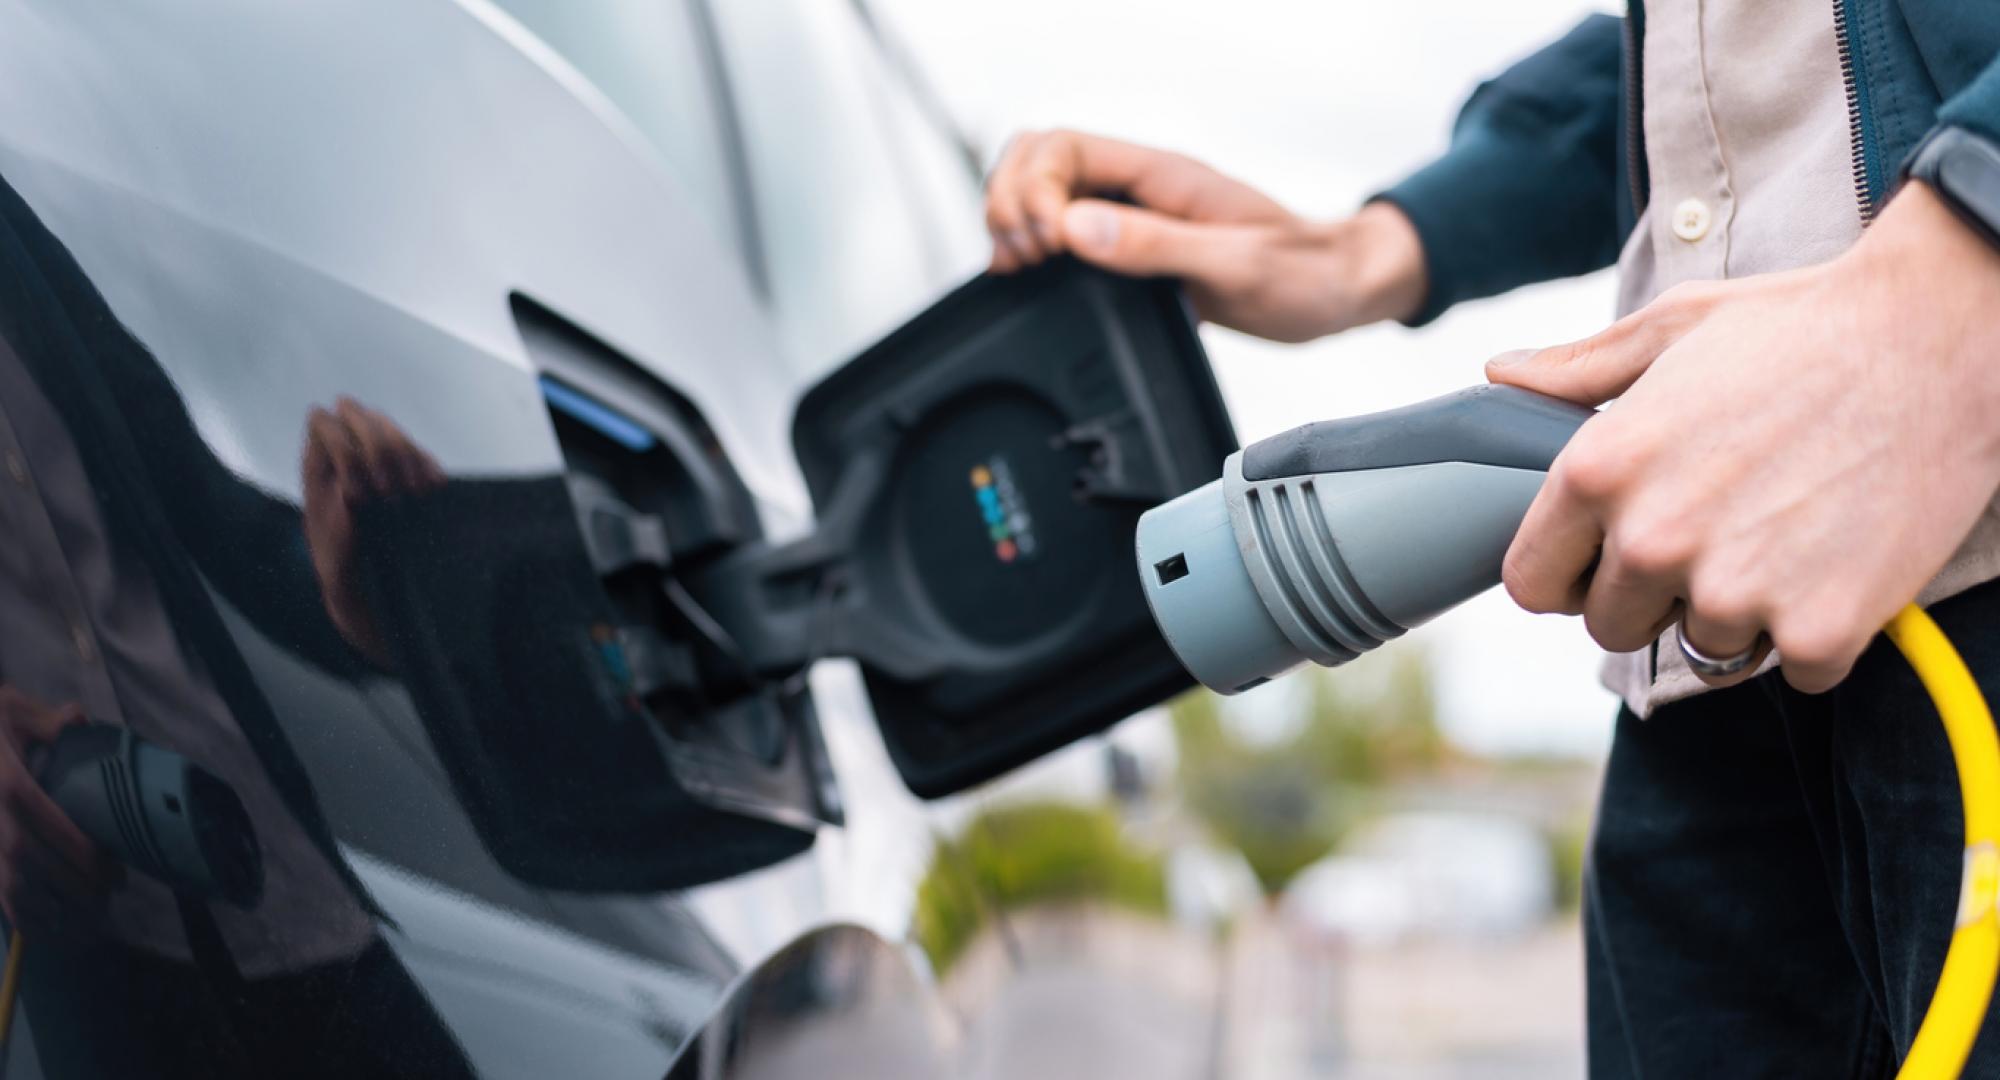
1375;13;1626;325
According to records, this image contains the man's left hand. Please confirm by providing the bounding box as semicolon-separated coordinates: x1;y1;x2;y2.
1491;182;2000;692
302;397;446;669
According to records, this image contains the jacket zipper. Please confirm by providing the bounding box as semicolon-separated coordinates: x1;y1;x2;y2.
1622;7;1649;220
1832;0;1877;224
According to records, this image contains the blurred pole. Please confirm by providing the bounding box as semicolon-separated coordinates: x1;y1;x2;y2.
1301;927;1347;1074
847;0;987;176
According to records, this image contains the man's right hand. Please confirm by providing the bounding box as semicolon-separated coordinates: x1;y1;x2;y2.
983;130;1429;342
0;686;118;925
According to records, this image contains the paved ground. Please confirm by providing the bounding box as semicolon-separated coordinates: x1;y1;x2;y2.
1224;914;1585;1080
941;906;1585;1080
949;907;1223;1080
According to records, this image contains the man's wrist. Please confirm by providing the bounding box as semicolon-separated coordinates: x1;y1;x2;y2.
1849;181;2000;465
1901;126;2000;253
1855;181;2000;304
1325;202;1429;328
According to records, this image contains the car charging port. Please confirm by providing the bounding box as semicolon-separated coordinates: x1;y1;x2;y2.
514;294;833;788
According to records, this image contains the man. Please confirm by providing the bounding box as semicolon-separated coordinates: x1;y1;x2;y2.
987;5;2000;1076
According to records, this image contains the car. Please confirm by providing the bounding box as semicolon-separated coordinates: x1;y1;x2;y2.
0;1;1238;1077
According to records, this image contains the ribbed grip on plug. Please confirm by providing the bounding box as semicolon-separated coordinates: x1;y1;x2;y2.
1239;478;1402;665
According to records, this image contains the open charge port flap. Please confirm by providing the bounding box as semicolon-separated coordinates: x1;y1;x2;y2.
742;260;1236;796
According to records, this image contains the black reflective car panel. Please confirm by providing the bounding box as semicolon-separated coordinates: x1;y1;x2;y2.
0;164;771;1076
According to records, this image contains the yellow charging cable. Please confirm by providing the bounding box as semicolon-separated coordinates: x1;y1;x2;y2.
1893;603;2000;1078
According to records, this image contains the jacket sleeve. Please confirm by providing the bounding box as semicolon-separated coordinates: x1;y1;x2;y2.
1374;14;1627;326
1935;59;2000;147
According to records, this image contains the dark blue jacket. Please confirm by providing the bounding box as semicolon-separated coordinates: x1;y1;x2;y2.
1378;2;2000;325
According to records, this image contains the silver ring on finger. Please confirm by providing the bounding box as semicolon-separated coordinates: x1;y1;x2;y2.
1675;621;1765;679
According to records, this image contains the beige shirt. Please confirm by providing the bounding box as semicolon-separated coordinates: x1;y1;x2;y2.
0;337;371;978
1606;0;2000;715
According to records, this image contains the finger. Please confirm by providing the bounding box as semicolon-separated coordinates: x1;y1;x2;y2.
336;398;390;499
1778;651;1860;696
984;132;1042;269
405;437;447;489
311;404;365;499
988;229;1030;272
1485;331;1655;407
1015;131;1115;259
352;403;426;495
1681;593;1764;661
1771;611;1876;695
303;407;342;491
1483;285;1720;406
1060;199;1259;284
2;751;116;889
0;689;79;752
1581;550;1682;654
994;131;1294;270
1679;607;1771;690
987;219;1022;272
1501;476;1605;617
1006;132;1079;263
1031;131;1291;225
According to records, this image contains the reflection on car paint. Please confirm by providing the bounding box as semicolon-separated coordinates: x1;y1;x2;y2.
0;152;924;1080
0;169;477;1078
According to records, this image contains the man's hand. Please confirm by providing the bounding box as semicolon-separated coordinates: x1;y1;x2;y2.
0;686;119;925
983;130;1428;341
1491;182;2000;692
302;398;446;668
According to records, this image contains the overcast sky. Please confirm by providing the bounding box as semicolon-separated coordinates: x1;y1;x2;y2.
874;0;1624;757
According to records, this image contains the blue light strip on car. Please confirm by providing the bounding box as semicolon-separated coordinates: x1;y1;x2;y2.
539;375;657;453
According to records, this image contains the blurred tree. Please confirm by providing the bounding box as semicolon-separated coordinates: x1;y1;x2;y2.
911;801;1167;974
1171;648;1445;895
1548;813;1590;912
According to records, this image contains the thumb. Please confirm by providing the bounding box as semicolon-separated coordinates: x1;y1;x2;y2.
1484;320;1665;406
1061;198;1250;284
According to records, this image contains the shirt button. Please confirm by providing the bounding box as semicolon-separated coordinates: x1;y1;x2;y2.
70;620;95;664
4;451;24;487
1671;198;1712;243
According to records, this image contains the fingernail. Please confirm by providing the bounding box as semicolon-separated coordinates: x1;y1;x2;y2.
1006;229;1033;259
1065;204;1117;254
1487;349;1537;369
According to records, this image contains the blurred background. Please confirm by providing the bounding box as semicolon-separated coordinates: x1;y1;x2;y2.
862;1;1623;1077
